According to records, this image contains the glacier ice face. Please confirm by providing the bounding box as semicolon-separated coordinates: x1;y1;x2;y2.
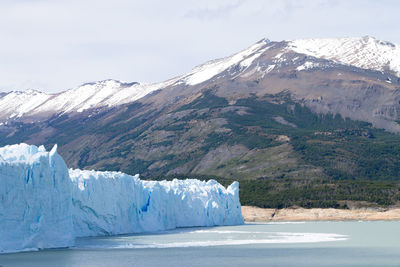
70;169;243;237
0;144;74;253
0;144;243;253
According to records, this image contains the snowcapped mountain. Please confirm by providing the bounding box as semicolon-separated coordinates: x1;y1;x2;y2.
0;79;173;121
180;38;271;85
2;35;400;193
288;36;400;77
0;89;52;120
0;39;274;121
177;36;400;86
0;36;399;124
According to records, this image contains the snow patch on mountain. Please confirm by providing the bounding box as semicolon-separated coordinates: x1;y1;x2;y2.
34;80;168;115
183;39;271;85
0;79;172;121
288;36;400;77
296;61;321;71
0;90;52;119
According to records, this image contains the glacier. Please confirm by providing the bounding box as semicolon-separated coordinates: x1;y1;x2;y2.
0;144;243;253
0;144;74;253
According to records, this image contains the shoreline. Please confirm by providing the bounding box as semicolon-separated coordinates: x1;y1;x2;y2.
242;206;400;222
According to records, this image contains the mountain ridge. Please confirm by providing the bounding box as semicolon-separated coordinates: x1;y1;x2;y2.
1;36;399;125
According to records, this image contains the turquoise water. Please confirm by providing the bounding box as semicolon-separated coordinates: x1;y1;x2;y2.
1;221;399;266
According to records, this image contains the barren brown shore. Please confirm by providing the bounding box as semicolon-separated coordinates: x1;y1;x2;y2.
242;206;400;222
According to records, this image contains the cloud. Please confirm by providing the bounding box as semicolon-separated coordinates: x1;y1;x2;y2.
0;0;399;93
184;1;243;20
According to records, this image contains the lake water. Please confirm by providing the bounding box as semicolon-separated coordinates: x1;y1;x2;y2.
1;221;399;266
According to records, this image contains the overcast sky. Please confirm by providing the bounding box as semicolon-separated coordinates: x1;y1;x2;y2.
1;0;399;93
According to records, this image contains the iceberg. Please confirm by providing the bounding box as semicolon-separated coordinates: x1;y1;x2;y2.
0;144;243;253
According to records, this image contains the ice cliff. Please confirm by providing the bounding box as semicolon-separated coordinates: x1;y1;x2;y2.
0;144;74;253
71;169;242;237
0;144;243;253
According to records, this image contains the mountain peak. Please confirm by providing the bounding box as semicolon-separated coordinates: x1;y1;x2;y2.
24;89;46;95
181;38;271;86
260;38;271;44
361;35;376;41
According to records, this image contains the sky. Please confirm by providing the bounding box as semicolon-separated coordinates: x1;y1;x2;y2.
0;0;399;93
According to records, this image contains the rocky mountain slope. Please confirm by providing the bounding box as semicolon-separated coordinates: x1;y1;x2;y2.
1;36;400;208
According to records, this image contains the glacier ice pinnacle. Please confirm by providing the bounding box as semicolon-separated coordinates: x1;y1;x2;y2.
0;144;243;253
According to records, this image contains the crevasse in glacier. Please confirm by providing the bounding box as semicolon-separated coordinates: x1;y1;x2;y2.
0;144;243;253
